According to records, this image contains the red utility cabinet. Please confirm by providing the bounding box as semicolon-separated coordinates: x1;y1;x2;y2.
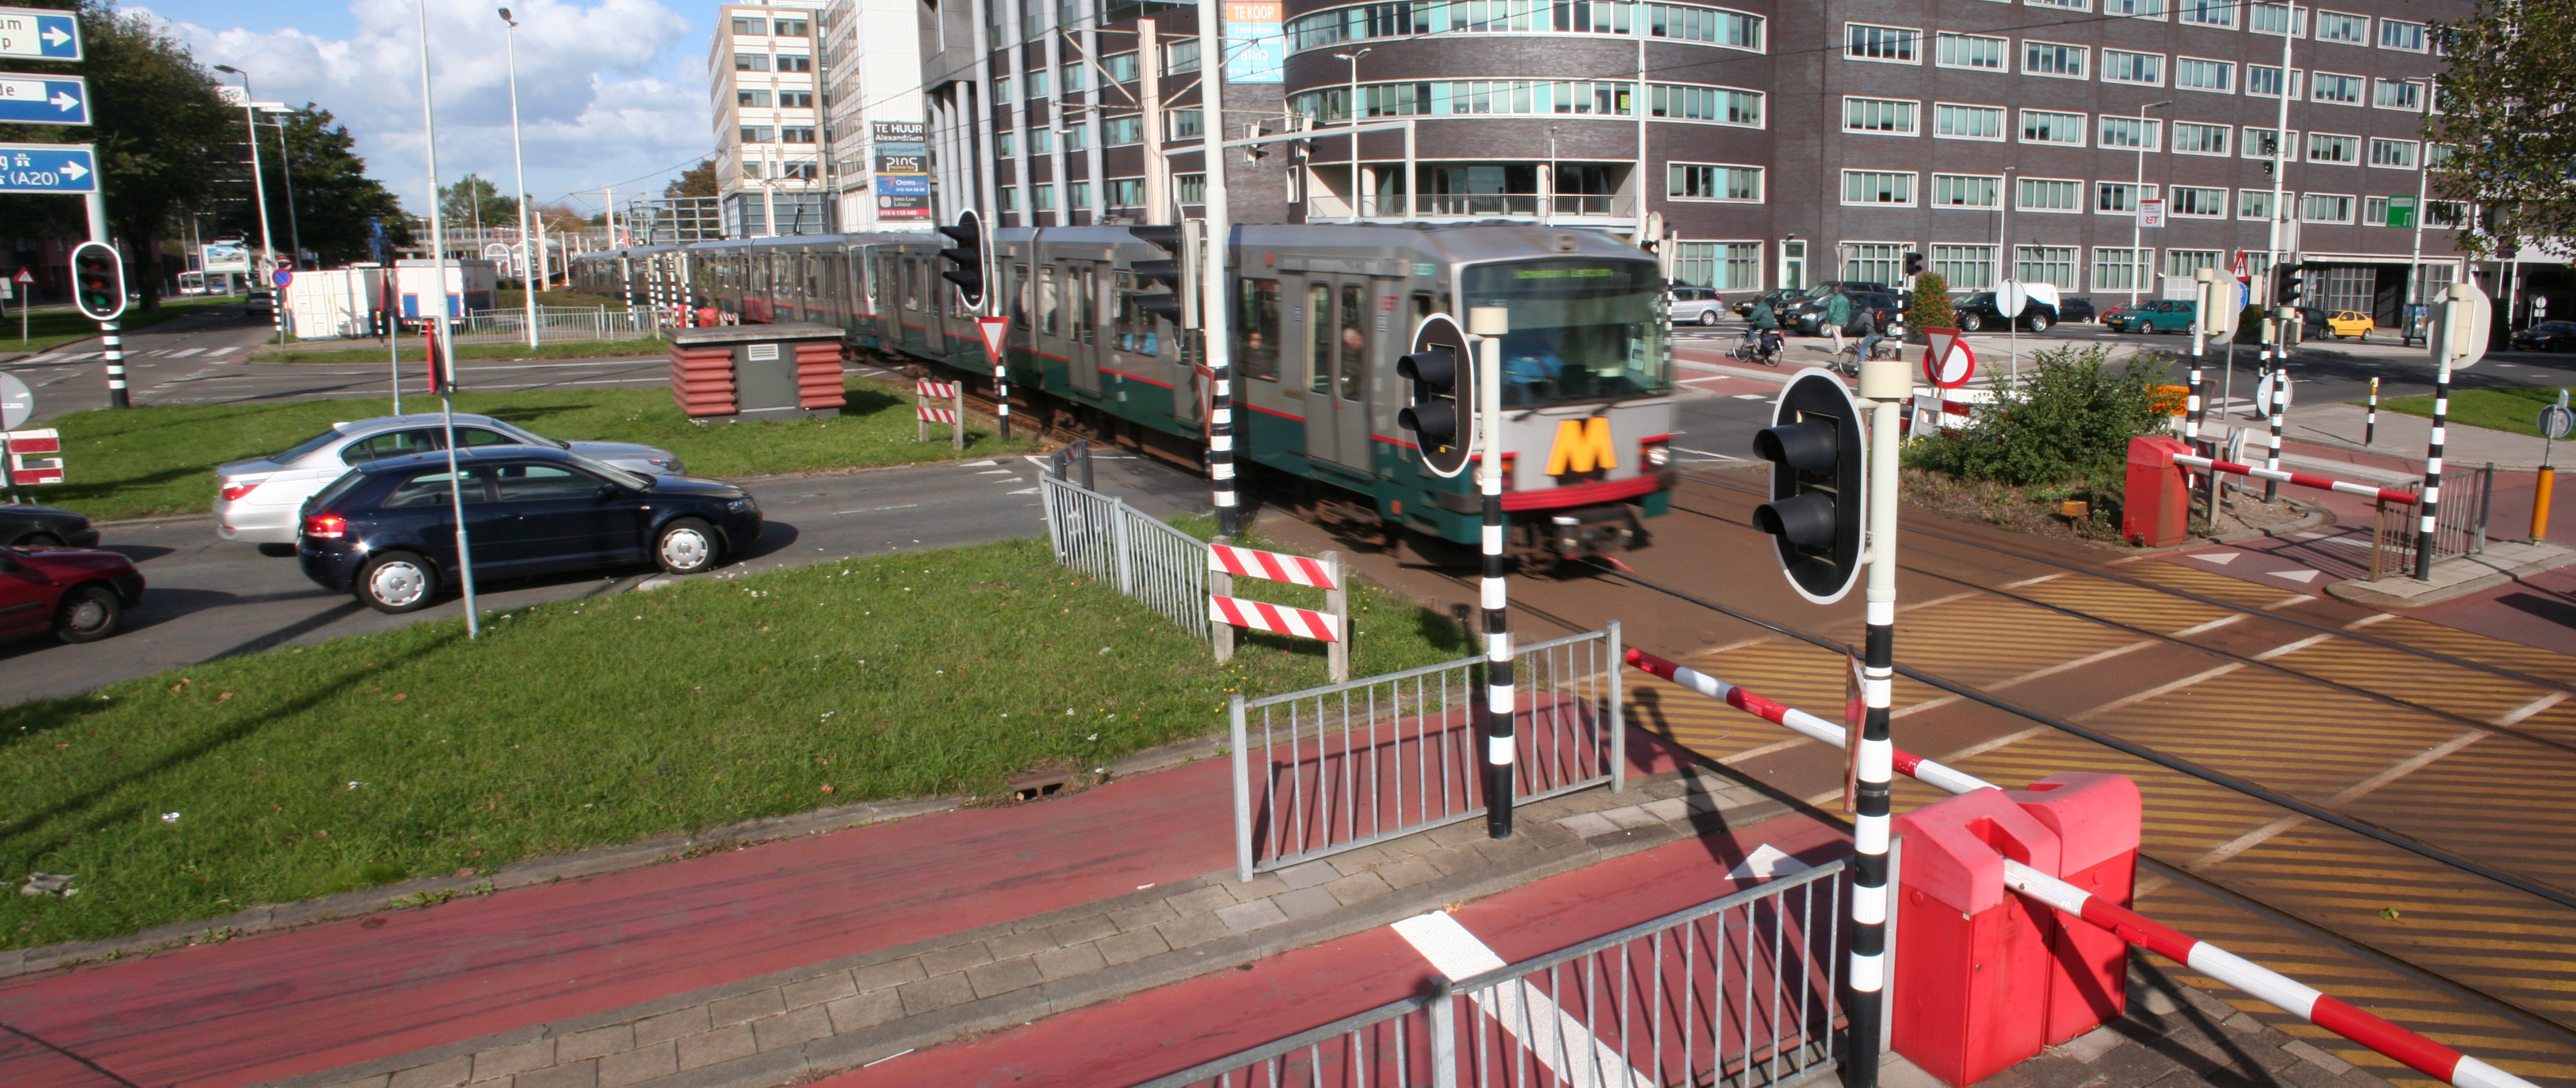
2008;773;2144;1045
2122;435;2192;546
1891;789;2063;1087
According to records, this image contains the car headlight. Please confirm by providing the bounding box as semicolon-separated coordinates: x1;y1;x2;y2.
726;498;756;514
649;458;681;471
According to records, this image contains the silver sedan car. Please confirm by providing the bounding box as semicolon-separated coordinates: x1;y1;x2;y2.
214;414;686;546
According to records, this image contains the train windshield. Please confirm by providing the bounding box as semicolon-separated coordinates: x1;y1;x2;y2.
1462;260;1670;408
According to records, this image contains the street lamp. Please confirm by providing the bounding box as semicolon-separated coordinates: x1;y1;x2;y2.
211;65;278;308
2129;100;2173;310
1332;47;1369;221
500;8;539;348
260;107;304;271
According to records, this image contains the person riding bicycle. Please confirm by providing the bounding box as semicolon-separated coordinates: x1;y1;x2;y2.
1744;300;1783;364
1856;320;1906;364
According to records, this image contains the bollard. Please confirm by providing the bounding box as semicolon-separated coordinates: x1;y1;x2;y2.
2366;377;2379;446
2537;467;2556;542
2122;436;2191;546
1890;788;2063;1088
2006;774;2143;1045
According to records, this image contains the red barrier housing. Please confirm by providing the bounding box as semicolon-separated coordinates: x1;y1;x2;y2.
1892;789;2063;1087
2123;436;2191;546
2008;774;2144;1045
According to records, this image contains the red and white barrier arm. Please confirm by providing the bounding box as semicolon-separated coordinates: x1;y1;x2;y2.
2003;860;2537;1088
2173;453;2418;505
1623;648;1996;796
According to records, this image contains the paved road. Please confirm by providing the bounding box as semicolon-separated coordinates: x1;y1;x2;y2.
0;450;1209;706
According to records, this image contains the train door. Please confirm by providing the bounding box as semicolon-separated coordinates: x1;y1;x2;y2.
1300;273;1376;472
1069;263;1108;396
1065;261;1103;402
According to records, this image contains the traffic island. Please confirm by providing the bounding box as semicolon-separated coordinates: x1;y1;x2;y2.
2327;539;2576;609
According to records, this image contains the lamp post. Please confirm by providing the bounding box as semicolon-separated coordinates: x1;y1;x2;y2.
212;65;279;336
260;108;305;271
415;0;481;639
2128;100;2172;311
1332;48;1369;222
500;8;540;349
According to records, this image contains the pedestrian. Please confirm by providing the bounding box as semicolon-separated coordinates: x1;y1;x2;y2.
1823;285;1853;356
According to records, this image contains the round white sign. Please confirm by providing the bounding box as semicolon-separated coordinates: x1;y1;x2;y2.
0;372;32;431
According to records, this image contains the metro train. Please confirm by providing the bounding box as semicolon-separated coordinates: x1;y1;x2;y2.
570;223;1677;555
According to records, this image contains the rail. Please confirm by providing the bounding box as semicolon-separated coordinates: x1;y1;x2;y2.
1037;473;1210;639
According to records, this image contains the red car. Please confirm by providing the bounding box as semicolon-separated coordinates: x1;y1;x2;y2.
0;544;144;644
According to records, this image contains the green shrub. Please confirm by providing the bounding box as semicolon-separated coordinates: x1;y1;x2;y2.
1904;273;1954;334
1906;346;2171;494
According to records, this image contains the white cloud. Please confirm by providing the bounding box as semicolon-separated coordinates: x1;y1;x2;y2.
141;0;714;216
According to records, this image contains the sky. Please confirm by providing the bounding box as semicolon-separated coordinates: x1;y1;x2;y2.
134;0;717;219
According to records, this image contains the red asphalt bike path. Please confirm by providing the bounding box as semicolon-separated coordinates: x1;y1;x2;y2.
850;810;1854;1087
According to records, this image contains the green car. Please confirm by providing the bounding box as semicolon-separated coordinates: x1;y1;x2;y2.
2105;299;2198;333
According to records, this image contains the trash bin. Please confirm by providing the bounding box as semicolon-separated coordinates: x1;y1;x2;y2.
669;322;847;421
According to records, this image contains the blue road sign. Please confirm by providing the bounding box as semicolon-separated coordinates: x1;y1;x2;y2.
0;8;80;62
0;142;94;193
273;268;293;288
0;73;85;125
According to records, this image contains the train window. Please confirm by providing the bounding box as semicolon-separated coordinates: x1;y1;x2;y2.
806;255;819;299
1113;271;1160;355
902;258;922;311
1039;266;1060;337
1307;284;1332;394
1074;265;1096;346
1413;293;1433;324
1010;264;1031;329
1237;278;1281;381
1337;285;1366;401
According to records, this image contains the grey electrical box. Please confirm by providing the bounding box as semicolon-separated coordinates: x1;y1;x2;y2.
669;322;847;421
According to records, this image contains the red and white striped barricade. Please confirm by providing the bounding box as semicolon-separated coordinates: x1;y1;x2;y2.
916;378;963;449
1904;386;1994;437
1207;543;1348;682
3;428;64;489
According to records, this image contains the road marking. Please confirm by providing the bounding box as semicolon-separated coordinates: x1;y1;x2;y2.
2343;613;2396;630
2170;614;2246;637
2077;663;2244;717
2186;551;2239;565
1007;487;1039;495
168;347;203;357
2187;728;2492;872
2495;690;2570;727
959;459;998;466
1999;572;2064;588
207;345;242;356
2265;595;2316;608
1727;843;1813;880
2265;569;2322;583
2250;633;2333;661
1733;393;1768;400
1391;912;1650;1087
832;504;921;515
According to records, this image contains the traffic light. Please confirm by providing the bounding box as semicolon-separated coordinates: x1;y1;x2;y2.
1130;221;1201;329
1752;370;1866;604
936;209;987;311
1397;313;1474;478
2273;262;2307;308
1246;126;1272;162
70;241;125;322
1903;252;1926;278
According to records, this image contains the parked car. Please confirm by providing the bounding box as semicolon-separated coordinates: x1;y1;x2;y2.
1733;288;1796;321
2054;297;2099;324
245;290;274;316
1;542;144;644
298;446;761;613
2324;310;2375;339
1668;286;1728;325
0;504;100;548
2104;299;2203;334
1953;292;2064;333
2511;321;2576;352
1786;290;1902;336
2296;306;2332;336
215;414;686;547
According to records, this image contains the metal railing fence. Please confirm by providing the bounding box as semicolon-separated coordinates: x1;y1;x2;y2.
446;307;657;345
1038;473;1211;639
1134;854;1859;1088
1230;626;1623;881
2369;464;2493;579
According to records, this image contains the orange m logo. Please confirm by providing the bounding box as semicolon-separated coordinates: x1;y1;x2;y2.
1545;418;1618;476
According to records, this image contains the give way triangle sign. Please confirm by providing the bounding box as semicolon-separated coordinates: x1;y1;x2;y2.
976;316;1009;365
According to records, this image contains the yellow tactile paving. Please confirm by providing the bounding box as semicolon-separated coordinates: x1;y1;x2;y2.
1857;595;2148;688
2008;571;2236;633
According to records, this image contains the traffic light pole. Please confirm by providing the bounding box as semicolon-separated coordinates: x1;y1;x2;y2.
1470;305;1513;839
2417;282;2467;581
1848;353;1905;1088
82;192;126;409
1195;0;1238;537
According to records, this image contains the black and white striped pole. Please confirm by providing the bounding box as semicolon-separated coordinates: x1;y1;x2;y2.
1850;352;1906;1087
69;235;128;410
2184;272;2209;520
1469;305;1515;838
2418;280;2488;579
1199;222;1234;534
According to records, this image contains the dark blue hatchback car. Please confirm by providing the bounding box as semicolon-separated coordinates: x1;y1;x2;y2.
298;446;762;613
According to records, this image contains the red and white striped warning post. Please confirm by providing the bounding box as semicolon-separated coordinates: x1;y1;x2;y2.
1207;543;1348;682
2;428;66;492
2171;452;2418;505
915;378;963;450
1622;645;2545;1088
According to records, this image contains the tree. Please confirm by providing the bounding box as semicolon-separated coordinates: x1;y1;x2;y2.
439;174;520;233
260;106;412;265
665;160;718;199
1904;273;1953;334
2427;3;2576;256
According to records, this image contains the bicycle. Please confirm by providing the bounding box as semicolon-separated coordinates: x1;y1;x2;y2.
1730;326;1784;367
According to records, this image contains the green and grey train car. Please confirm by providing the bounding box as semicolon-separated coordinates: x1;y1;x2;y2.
571;223;1677;555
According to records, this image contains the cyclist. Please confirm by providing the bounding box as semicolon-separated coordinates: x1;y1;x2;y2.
1739;300;1783;365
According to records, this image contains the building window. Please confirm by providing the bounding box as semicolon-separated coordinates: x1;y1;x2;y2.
734;52;770;71
2098;182;2155;213
2301;193;2354;223
1166;109;1202;141
2104;50;2164;85
738;89;772;107
1034;184;1056;211
2171;187;2227;216
1069;180;1090;210
1061;62;1085;91
996;131;1014;157
1841;170;1916;205
992;73;1012;101
2313;10;2368;43
2380;19;2426;51
739;158;761;179
777;54;812;72
2237;189;2275;220
2018;177;2083;212
2311;73;2362;104
1165;38;1200;74
732;17;767;35
1102;51;1139;82
1844;97;1918;135
2023;41;2087;78
780;91;812;108
1650;85;1764;126
1029;127;1053;154
1936;32;2005;70
781;126;815;143
1672;242;1763;289
2016;246;2078;289
1177;173;1206;203
2093;248;2147;291
2020;109;2086;145
2163;249;2221;277
2306;133;2358;163
1668;163;1762;201
2428;201;2465;227
1934;104;2005;140
2099;116;2160;150
2173;122;2229;155
2242;127;2294;160
1104;115;1142;145
2026;0;2087;9
1642;6;1767;49
1932;244;1996;289
1931;174;2001;208
1843;243;1905;284
2425;143;2456;168
2179;0;2233;27
2246;66;2302;98
739;125;775;143
2370;138;2418;168
2375;80;2422;111
1061;121;1088;150
776;17;808;35
1846;23;1919;63
2176;57;2232;92
2250;3;2304;36
1107;177;1144;208
1028;69;1050;97
998;187;1017;213
2363;196;2392;225
780;160;818;179
2105;0;2168;16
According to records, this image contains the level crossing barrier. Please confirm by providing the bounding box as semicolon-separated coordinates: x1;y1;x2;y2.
1621;647;2547;1088
1134;854;1857;1088
1037;473;1209;639
1230;626;1623;882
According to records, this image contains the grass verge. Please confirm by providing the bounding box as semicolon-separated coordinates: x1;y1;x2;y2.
0;296;238;355
248;339;663;364
36;376;1027;522
2370;385;2570;439
0;535;1470;950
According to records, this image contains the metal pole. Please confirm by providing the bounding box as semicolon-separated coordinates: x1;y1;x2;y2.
220;70;281;345
2189;269;2212;519
418;0;479;639
270;114;303;271
502;9;539;350
1198;0;1238;536
83;192;126;409
2417;282;2464;580
1849;351;1906;1088
2367;376;2378;445
1335;49;1367;221
1471;305;1512;838
2405;162;2429;346
1140;17;1166;225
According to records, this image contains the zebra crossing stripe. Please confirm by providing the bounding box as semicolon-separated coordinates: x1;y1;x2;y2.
1207;543;1338;588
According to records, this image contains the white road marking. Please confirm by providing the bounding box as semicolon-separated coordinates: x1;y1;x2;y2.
1733;393;1768;400
1727;844;1813;881
206;346;243;356
2186;551;2238;565
1674;447;1742;461
1999;572;2063;588
2265;569;2321;583
2077;662;2244;716
2250;633;2333;661
975;468;1014;475
1391;912;1650;1088
832;504;921;515
2170;614;2246;637
2343;613;2396;630
169;348;204;357
2188;728;2491;871
2495;690;2570;727
1007;487;1039;495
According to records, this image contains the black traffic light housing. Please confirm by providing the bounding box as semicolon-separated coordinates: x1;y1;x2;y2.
937;209;988;311
1129;221;1201;329
2273;262;2307;308
1753;370;1867;603
70;241;126;323
1903;251;1926;278
1397;313;1475;478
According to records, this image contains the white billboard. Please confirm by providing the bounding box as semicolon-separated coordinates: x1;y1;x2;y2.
201;240;250;274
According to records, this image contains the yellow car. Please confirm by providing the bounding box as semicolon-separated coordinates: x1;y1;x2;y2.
2325;310;2375;339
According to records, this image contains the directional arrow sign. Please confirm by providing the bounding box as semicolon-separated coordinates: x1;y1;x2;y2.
0;73;84;125
0;8;80;62
0;141;93;193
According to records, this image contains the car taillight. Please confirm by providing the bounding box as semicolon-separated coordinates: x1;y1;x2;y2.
221;482;260;502
302;514;348;540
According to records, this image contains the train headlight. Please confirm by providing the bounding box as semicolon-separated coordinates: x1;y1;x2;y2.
1642;440;1672;469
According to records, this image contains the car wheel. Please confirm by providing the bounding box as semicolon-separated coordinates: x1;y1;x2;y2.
2027;313;2053;334
654;518;720;575
17;533;60;547
357;552;439;614
1698;310;1721;326
1957;313;1983;333
54;584;121;643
